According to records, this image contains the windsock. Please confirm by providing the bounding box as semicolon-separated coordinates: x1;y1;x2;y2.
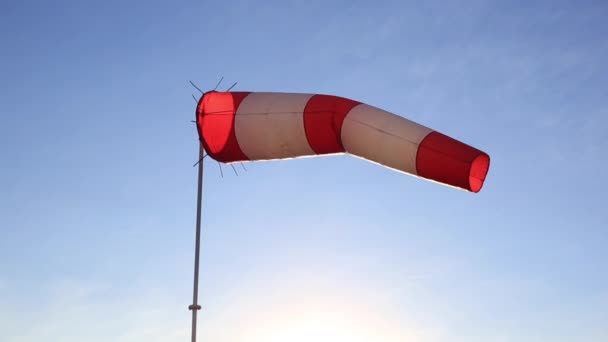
196;91;490;193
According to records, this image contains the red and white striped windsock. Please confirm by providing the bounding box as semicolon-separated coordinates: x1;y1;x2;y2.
196;91;490;193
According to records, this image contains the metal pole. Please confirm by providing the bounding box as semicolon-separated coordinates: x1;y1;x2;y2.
189;144;204;342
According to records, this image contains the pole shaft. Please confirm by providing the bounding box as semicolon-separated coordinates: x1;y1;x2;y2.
190;144;204;342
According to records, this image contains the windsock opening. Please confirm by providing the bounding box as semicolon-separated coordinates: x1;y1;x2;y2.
416;132;490;193
196;91;250;163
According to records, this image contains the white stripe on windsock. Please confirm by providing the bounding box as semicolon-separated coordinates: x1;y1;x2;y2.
341;104;433;175
234;92;315;160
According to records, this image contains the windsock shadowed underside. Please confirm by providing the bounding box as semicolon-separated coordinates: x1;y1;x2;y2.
196;91;490;193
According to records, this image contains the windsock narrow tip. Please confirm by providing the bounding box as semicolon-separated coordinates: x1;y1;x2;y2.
468;152;490;193
416;132;490;193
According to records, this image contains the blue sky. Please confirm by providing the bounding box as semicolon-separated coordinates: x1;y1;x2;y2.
1;0;607;341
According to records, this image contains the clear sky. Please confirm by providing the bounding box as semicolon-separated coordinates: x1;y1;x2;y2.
1;0;607;341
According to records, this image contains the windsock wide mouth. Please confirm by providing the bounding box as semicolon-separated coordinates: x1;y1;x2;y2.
416;132;490;193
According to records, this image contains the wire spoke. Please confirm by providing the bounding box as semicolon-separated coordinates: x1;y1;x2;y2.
189;80;204;94
213;76;224;91
226;81;237;92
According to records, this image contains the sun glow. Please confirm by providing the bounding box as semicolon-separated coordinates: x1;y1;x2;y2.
235;294;411;342
211;270;433;342
251;313;381;342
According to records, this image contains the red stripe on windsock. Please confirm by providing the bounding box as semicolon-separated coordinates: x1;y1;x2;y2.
303;94;361;154
416;132;490;192
196;91;251;162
